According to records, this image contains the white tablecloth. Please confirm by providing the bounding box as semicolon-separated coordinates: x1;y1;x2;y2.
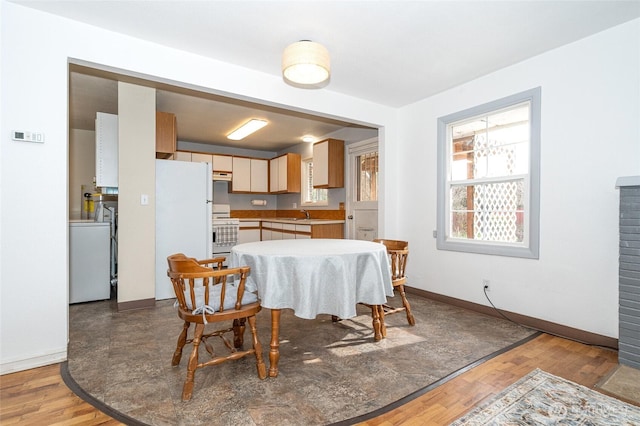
230;239;394;319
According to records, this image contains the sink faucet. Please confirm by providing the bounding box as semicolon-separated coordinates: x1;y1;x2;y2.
300;209;310;220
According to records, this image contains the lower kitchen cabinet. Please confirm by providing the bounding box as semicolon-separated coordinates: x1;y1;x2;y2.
238;221;261;244
260;221;342;240
309;223;343;239
261;222;282;240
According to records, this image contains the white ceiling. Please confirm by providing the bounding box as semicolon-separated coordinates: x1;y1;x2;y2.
16;0;640;151
68;68;359;151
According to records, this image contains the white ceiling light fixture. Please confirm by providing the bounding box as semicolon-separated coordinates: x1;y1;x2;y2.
302;135;316;143
227;119;268;140
282;40;330;88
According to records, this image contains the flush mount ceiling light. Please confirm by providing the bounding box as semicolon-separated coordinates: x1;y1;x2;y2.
282;40;330;88
227;119;268;140
302;135;316;143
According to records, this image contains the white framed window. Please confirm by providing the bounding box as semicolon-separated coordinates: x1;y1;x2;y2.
301;157;328;206
436;87;541;259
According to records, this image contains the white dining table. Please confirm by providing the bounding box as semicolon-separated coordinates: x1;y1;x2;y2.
230;238;394;377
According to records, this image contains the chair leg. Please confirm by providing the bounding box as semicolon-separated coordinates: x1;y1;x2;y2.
371;305;383;341
172;321;190;366
377;304;387;337
182;322;204;401
247;315;267;380
233;318;246;349
369;305;387;339
397;285;416;326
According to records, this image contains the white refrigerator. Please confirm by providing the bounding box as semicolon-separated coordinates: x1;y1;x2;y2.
155;159;213;300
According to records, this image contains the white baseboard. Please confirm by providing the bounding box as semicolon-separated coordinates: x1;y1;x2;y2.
0;349;67;375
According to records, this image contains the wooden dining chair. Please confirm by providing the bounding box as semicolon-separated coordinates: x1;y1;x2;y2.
167;253;267;401
333;239;415;339
372;239;415;330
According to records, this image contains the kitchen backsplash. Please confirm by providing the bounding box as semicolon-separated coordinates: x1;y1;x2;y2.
231;209;345;220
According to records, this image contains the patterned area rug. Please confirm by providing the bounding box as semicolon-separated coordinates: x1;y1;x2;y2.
451;369;640;425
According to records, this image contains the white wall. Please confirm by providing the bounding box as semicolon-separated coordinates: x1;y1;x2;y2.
2;0;636;373
0;1;395;373
69;129;96;219
395;19;640;339
117;83;156;304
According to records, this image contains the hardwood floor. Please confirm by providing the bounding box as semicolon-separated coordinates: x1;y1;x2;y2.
360;333;619;425
0;363;120;426
0;334;618;425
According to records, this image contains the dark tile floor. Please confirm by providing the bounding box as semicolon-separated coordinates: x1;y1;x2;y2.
68;294;535;426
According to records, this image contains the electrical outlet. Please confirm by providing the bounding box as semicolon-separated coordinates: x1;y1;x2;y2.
482;279;490;291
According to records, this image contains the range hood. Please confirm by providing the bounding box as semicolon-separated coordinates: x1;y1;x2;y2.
213;171;232;181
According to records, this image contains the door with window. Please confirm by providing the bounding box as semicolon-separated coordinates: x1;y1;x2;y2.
346;138;379;240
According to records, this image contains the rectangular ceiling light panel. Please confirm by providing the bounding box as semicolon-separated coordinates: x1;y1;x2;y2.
227;119;268;140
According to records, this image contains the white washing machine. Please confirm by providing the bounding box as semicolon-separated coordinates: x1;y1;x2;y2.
69;220;111;303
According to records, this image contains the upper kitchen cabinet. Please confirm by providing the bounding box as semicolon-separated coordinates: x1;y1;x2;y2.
174;151;192;161
191;153;212;163
96;112;118;188
313;139;344;188
156;111;176;159
270;153;301;193
232;157;269;193
212;155;233;173
250;159;269;193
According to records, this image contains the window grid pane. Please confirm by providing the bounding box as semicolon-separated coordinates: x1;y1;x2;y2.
448;102;530;245
302;159;327;204
450;180;525;242
357;152;378;201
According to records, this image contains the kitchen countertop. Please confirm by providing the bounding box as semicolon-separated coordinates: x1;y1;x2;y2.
238;218;345;225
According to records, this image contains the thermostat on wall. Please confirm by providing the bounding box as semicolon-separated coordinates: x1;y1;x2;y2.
12;130;44;143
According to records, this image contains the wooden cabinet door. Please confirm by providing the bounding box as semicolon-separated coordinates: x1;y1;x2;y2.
277;156;288;192
232;157;251;192
238;221;261;244
313;141;329;187
313;139;344;188
212;155;233;172
282;223;296;239
156;111;176;159
267;222;283;240
250;159;269;193
284;153;301;193
269;153;301;193
269;158;279;193
261;222;272;241
295;224;311;239
174;151;192;161
191;153;213;163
